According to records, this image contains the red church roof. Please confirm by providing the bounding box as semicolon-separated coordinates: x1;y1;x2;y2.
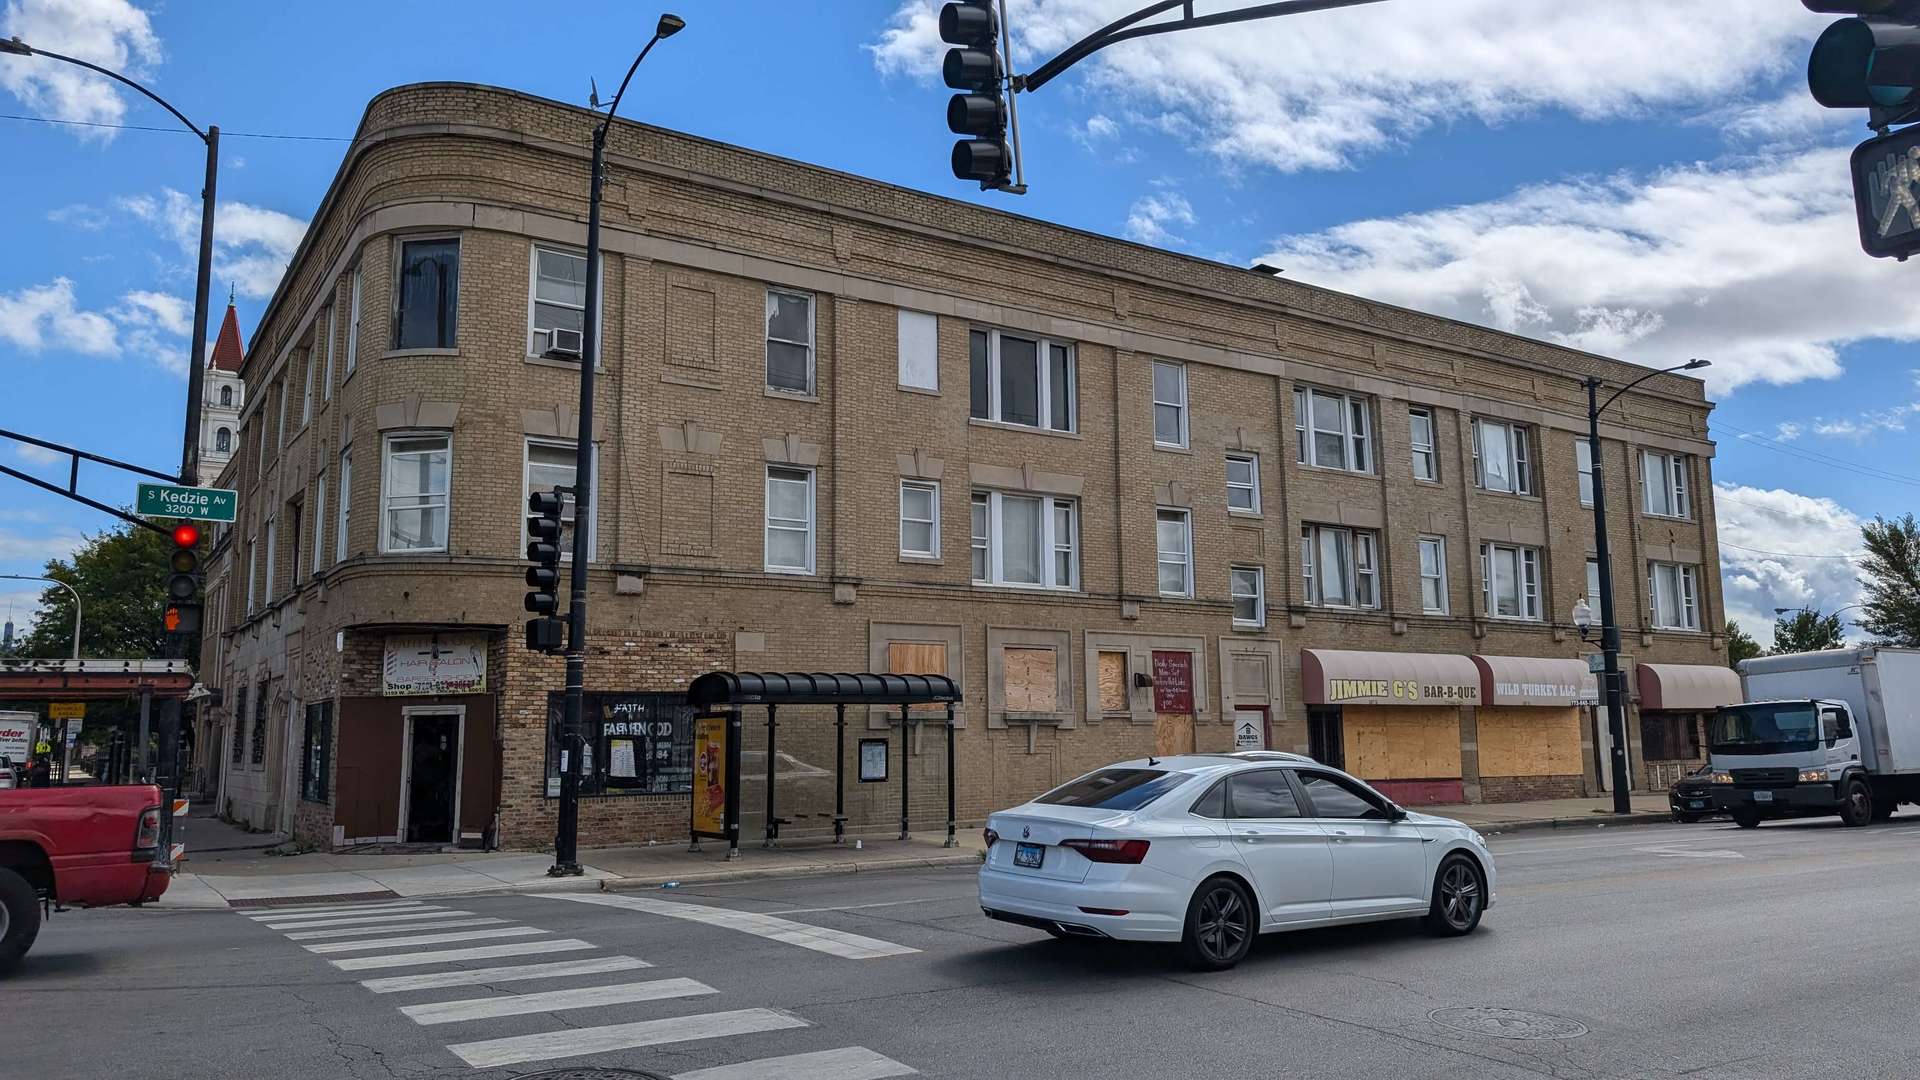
208;302;245;372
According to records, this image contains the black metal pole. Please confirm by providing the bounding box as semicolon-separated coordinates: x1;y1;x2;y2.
725;707;742;860
833;703;845;844
181;127;218;486
763;703;779;846
899;705;910;841
1588;378;1634;814
945;703;957;849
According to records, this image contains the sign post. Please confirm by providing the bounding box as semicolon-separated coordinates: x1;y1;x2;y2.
135;482;238;522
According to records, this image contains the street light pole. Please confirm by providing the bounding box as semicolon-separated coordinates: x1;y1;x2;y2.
550;13;685;878
1586;358;1711;814
0;574;82;659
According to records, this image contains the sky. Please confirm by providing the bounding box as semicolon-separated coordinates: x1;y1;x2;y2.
0;0;1915;645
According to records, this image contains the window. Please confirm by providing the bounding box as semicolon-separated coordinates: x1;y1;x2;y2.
312;473;327;575
764;466;815;573
1576;438;1595;507
970;490;1078;590
1037;768;1186;811
380;434;451;553
1189;781;1227;818
1418;536;1449;614
1293;386;1373;472
263;517;277;603
899;480;939;558
394;238;459;349
529;246;589;359
1226;453;1260;513
1642;451;1691;518
276;381;288;448
250;683;268;767
1229;771;1303;818
335;447;351;565
525;440;596;561
1003;645;1059;714
345;268;362;374
322;305;335;400
1587;558;1602;605
214;428;231;453
219;385;233;407
1642;714;1701;761
1410;407;1437;481
300;347;314;426
1649;561;1701;630
245;537;257;615
1300;525;1379;609
967;328;1075;432
1157;508;1193;597
300;701;332;803
288;502;303;586
230;689;246;765
765;289;814;393
1480;542;1542;621
1153;361;1188;447
1297;771;1389;819
1231;566;1264;627
897;309;938;391
1096;650;1130;713
1473;419;1533;495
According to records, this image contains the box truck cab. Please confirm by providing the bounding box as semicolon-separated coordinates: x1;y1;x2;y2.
1711;647;1920;829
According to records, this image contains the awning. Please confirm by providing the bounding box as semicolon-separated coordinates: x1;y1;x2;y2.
1301;649;1481;707
1473;656;1599;708
687;671;961;708
1636;664;1741;712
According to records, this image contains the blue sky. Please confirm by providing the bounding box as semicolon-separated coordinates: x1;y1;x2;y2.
1;0;1915;641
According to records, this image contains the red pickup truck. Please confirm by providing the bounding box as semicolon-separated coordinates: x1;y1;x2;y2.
0;785;171;971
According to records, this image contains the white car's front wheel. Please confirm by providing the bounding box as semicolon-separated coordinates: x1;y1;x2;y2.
1181;876;1255;971
1424;855;1485;937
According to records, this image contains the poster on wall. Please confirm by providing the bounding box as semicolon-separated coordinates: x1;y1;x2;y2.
1152;651;1195;714
543;692;692;798
691;715;729;838
384;634;487;696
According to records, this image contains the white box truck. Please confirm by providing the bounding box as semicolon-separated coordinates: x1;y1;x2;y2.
1712;647;1920;828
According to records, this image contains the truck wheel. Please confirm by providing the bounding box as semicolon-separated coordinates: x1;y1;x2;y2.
1839;778;1875;827
0;865;41;973
1732;810;1762;829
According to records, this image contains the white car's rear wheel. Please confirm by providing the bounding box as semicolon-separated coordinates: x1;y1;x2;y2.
1182;876;1254;971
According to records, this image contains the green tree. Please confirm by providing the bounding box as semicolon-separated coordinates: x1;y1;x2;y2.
1770;608;1846;655
1726;621;1764;670
1859;514;1920;648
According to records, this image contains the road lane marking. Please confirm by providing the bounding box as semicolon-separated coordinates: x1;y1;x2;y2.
305;927;548;954
244;901;428;919
262;908;461;929
540;893;920;960
285;917;509;941
447;1008;809;1069
328;939;594;971
400;977;716;1025
674;1046;918;1080
1636;846;1746;859
360;955;654;994
1494;834;1729;856
759;897;966;916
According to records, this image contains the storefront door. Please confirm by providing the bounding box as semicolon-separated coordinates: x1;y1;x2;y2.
404;712;461;844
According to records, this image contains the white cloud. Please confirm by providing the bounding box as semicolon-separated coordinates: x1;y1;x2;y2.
869;1;1823;173
0;276;118;355
0;0;162;138
119;187;307;300
1714;483;1866;640
116;289;190;335
1124;191;1194;246
46;202;108;229
13;442;62;466
1256;148;1920;395
1773;421;1803;442
0;525;86;563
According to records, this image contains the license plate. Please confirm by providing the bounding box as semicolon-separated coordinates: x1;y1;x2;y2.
1754;790;1774;803
1014;842;1045;869
1688;800;1706;809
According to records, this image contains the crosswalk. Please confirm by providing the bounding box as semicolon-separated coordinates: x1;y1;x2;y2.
238;897;917;1077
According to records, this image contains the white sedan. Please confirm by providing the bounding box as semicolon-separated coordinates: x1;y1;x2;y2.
979;751;1495;969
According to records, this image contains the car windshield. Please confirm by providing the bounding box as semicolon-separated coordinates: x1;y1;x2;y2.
1710;703;1819;756
1036;768;1188;811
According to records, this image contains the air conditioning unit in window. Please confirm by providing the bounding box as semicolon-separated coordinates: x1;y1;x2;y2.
546;328;584;358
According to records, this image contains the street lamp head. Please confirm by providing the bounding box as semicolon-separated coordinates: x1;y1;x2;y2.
1572;598;1594;631
655;14;685;38
0;36;32;56
1683;358;1711;371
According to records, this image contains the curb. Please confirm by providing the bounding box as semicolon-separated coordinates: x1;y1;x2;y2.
1474;811;1678;836
599;851;985;891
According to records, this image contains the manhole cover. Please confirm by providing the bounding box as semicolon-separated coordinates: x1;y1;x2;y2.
1427;1007;1589;1041
516;1070;670;1080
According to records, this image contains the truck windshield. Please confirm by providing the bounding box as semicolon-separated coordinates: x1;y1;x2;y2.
1709;704;1820;756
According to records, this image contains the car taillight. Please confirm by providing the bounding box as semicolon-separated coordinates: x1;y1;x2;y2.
135;807;161;851
983;828;1000;850
1061;838;1151;864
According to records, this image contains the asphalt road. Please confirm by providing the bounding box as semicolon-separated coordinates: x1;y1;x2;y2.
11;813;1920;1080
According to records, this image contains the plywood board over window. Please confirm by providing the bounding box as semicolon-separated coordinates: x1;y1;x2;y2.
1477;707;1584;776
1004;647;1059;714
1341;706;1462;781
888;641;949;718
1096;651;1129;715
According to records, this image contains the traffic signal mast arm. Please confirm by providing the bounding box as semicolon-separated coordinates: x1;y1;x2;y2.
0;426;180;538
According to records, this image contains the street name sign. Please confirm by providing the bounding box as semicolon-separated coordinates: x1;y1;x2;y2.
1851;124;1920;259
137;482;237;522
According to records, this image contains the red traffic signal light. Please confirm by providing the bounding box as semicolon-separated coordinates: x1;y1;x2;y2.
171;523;201;548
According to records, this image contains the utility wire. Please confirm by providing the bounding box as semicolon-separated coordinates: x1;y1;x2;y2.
1714;421;1920;488
3;111;352;141
1719;541;1866;561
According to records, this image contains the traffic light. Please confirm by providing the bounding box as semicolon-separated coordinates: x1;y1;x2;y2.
1806;2;1920;117
524;489;565;653
164;523;202;639
942;0;1011;187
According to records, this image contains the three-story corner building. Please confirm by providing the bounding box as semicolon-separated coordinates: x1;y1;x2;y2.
198;82;1738;849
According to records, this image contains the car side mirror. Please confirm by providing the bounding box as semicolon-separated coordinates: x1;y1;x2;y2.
1386;803;1408;822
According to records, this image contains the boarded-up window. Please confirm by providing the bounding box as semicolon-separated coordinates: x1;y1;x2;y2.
1004;647;1058;713
1152;651;1195;714
898;309;938;390
1097;651;1129;714
888;641;948;716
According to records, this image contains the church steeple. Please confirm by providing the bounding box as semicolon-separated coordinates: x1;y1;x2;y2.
208;290;245;372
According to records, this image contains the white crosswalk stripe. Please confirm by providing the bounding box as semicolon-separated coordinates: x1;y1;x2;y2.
286;917;508;941
359;955;653;994
674;1047;918;1080
540;893;920;960
327;938;596;971
446;1007;810;1069
244;900;427;919
399;977;717;1025
262;908;460;930
305;926;549;954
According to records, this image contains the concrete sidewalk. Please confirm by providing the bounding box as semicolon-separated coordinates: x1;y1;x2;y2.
1421;793;1674;832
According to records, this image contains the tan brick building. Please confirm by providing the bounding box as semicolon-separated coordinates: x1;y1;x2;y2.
196;82;1737;851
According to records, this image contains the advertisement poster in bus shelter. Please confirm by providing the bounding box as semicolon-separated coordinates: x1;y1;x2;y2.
691;715;729;838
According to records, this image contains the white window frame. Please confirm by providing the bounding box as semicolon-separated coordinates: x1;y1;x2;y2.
344;268;362;375
765;288;815;395
1576;438;1595;507
1649;561;1701;631
1642;451;1691;519
1300;525;1380;609
276;380;288;448
335;447;351;565
311;472;327;575
968;328;1077;433
1472;418;1534;496
379;432;452;555
1418;536;1449;614
263;517;277;604
1294;386;1373;473
970;490;1078;591
245;537;258;615
1225;452;1260;514
1587;557;1603;605
1480;542;1542;621
1410;407;1437;482
764;466;816;574
1157;508;1194;598
1153;360;1189;448
899;479;940;558
1230;565;1265;627
321;304;335;401
523;439;598;562
300;346;314;427
525;244;600;362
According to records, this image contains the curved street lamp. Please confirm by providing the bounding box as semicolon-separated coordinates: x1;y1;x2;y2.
1586;358;1711;814
0;574;81;659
